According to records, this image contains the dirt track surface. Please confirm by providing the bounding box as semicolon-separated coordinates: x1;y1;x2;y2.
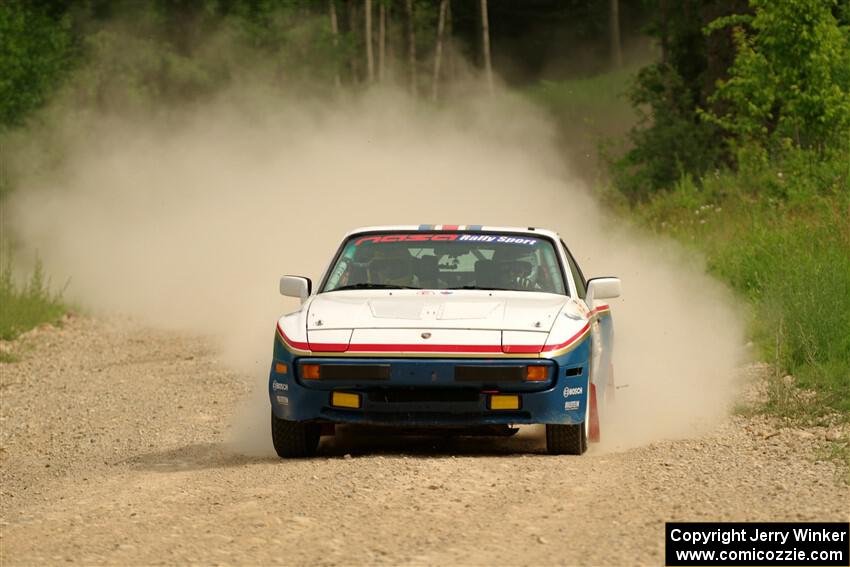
2;317;848;566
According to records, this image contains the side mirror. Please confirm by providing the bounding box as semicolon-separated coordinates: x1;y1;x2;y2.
586;277;621;303
280;275;312;303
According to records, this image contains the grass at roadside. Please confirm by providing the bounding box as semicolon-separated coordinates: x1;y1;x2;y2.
627;166;850;418
824;441;850;484
0;241;67;344
623;148;850;481
528;68;850;422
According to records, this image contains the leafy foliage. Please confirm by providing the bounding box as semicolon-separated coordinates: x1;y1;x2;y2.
704;0;850;153
614;62;723;200
0;1;360;125
0;0;653;128
0;1;73;129
609;0;850;423
62;1;349;113
612;0;745;199
618;0;850;196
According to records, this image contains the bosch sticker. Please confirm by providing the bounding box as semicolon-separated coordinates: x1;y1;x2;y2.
564;400;580;410
272;382;288;392
563;386;583;398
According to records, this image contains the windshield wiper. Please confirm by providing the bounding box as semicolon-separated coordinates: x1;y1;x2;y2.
448;285;515;291
333;283;421;291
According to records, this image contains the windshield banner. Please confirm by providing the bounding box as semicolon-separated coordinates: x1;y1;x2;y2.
354;234;538;246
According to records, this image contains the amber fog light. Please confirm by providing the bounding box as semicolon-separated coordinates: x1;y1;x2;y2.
331;392;361;409
525;366;547;381
489;394;520;410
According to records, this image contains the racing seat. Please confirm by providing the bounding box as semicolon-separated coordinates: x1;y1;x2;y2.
415;255;439;288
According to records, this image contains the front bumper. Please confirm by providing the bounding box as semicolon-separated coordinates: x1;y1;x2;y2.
269;339;592;427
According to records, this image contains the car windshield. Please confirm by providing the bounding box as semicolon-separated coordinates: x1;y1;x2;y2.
322;232;567;295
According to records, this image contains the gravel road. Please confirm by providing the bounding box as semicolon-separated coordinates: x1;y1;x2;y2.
1;317;848;566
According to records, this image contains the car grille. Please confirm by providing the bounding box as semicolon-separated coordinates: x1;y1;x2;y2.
367;388;479;404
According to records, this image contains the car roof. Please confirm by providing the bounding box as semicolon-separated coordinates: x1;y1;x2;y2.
343;225;561;240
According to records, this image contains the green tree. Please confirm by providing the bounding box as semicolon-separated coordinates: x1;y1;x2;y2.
705;0;850;153
613;0;746;199
0;1;73;129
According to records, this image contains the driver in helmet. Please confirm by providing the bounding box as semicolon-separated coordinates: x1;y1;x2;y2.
493;246;537;290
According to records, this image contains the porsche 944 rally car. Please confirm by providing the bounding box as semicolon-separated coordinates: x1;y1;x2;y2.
270;225;620;457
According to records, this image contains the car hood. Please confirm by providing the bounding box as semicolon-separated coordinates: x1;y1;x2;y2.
306;290;569;332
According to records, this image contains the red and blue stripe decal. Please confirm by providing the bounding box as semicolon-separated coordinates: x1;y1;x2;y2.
418;224;483;231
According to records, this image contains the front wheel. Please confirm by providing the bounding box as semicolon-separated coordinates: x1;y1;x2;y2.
545;422;587;455
271;412;320;458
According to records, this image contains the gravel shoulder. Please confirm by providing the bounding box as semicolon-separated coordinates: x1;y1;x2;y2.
1;317;848;566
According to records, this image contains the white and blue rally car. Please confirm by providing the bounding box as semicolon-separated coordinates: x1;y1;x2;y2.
270;225;620;457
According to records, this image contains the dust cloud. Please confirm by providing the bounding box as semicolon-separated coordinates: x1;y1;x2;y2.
6;85;746;455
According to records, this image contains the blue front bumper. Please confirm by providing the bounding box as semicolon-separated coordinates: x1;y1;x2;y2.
268;333;592;427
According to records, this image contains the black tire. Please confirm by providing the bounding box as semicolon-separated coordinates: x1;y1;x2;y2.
271;412;320;458
546;422;587;455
